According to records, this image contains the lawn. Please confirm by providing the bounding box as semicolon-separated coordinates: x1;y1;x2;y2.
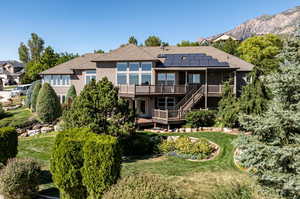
0;107;36;128
17;131;252;198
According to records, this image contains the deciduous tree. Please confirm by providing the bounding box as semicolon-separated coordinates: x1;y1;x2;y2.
18;42;30;64
144;36;162;46
177;40;200;47
28;33;45;61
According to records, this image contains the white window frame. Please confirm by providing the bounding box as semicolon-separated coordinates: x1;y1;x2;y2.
116;62;152;85
84;70;96;85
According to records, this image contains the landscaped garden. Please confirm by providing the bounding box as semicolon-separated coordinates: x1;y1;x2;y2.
17;130;258;199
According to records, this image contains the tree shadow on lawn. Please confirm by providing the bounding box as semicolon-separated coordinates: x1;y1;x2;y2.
37;170;60;198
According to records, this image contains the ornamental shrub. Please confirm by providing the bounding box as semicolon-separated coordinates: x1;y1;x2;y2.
119;134;162;156
36;83;62;123
50;128;93;199
0;158;41;199
185;110;216;127
25;80;40;108
30;81;41;112
0;127;18;164
159;136;214;160
66;85;77;102
50;128;121;199
102;173;180;199
82;134;121;198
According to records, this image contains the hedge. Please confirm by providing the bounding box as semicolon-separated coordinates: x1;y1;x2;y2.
82;135;121;198
50;128;121;199
0;127;18;164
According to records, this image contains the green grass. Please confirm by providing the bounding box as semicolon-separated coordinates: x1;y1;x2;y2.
17;132;57;167
0;107;36;128
3;85;16;90
122;132;238;176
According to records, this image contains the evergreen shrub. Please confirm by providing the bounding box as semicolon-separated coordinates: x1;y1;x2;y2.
30;81;41;112
185;110;216;127
36;83;61;123
0;127;18;164
50;128;121;199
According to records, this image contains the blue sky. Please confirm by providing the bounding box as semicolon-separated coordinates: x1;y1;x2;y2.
0;0;299;60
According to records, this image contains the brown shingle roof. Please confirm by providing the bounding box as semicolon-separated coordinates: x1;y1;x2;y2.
40;44;253;75
40;53;102;75
93;44;157;61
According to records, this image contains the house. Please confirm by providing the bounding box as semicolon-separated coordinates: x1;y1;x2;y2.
212;34;239;42
40;44;253;128
0;61;24;86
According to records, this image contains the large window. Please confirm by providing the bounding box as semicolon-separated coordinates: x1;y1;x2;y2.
117;62;127;71
141;62;152;71
129;62;139;71
85;70;96;85
43;75;71;86
117;74;127;84
116;62;152;85
141;74;151;85
157;73;175;85
129;74;139;85
157;97;175;110
188;73;201;84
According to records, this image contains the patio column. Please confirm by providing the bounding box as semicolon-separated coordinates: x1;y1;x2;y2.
234;70;237;96
185;71;188;85
205;69;208;109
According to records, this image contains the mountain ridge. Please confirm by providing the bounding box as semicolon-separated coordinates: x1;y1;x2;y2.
207;6;300;41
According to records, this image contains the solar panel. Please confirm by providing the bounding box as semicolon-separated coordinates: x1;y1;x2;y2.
158;54;229;67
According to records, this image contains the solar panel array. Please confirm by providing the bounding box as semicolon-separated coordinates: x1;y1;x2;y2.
157;53;229;67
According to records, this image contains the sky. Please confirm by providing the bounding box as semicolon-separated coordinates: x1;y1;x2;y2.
0;0;299;61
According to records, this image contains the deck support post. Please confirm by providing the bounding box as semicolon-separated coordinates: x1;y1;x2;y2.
233;70;237;96
205;69;208;109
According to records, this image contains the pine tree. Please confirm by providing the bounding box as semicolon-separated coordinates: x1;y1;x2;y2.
30;81;42;112
128;36;138;45
216;80;239;128
278;25;300;65
238;69;270;115
62;78;135;136
235;62;300;198
36;83;62;123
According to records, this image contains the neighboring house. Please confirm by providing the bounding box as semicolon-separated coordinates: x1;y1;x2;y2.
212;34;239;42
0;61;24;86
40;44;253;127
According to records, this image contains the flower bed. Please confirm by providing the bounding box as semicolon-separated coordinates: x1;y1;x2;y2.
158;136;219;161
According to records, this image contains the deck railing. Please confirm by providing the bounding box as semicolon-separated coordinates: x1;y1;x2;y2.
153;109;189;121
118;85;190;95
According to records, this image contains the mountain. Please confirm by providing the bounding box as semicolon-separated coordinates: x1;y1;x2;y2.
207;6;300;41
